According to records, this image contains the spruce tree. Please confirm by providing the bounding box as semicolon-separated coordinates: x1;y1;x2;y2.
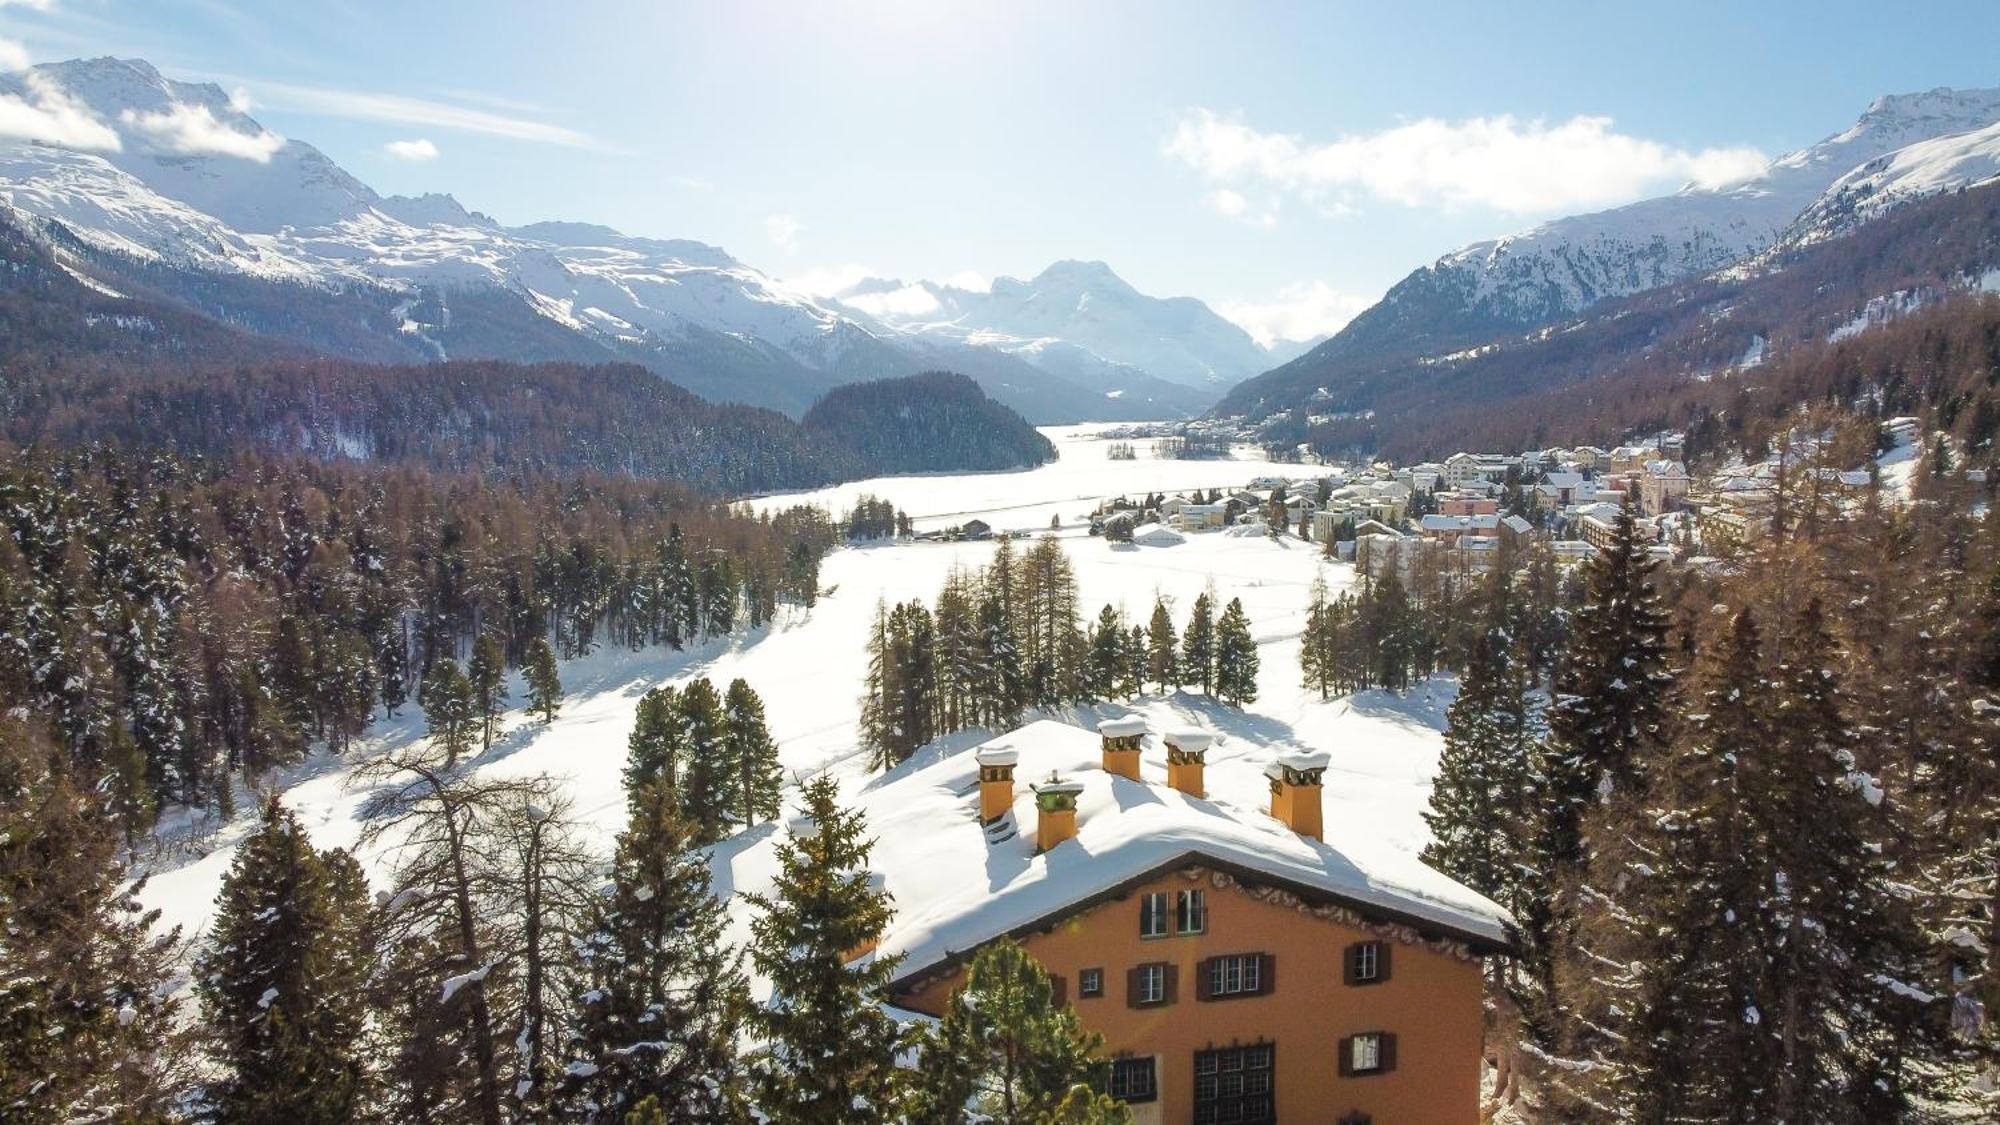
906;939;1115;1124
1182;591;1216;694
525;636;563;723
724;678;783;827
976;593;1025;730
1145;598;1178;694
565;781;748;1121
197;798;375;1124
1123;624;1148;700
746;776;901;1122
1421;578;1535;912
1213;597;1259;707
1084;605;1125;702
1299;574;1341;701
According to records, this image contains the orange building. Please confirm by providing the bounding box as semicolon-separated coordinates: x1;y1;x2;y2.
722;718;1511;1124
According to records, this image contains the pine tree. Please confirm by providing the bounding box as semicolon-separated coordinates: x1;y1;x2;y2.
421;655;475;765
467;632;508;751
197;798;375;1124
1183;591;1216;694
0;715;189;1122
624;685;685;821
976;593;1025;730
1213;597;1259;707
724;678;783;827
1084;605;1125;702
860;600;900;770
906;939;1115;1124
525;635;563;723
747;776;902;1122
1123;624;1148;700
566;781;748;1121
1145;599;1178;694
677;679;734;844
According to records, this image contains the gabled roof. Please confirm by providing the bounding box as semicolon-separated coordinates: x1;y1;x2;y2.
712;721;1512;991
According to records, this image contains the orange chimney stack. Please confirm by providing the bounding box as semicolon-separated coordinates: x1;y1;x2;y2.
1266;749;1330;841
1163;729;1212;798
1097;717;1146;781
1031;773;1085;852
975;745;1020;824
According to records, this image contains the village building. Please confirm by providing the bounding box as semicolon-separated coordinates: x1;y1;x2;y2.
1171;504;1229;533
719;719;1510;1124
1639;460;1691;516
1131;522;1188;547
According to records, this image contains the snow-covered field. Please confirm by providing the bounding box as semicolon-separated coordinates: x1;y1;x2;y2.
137;426;1458;951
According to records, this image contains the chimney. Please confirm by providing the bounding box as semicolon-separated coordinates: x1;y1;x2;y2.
1163;729;1212;798
1096;717;1147;781
975;745;1020;824
1265;749;1331;841
1030;773;1085;852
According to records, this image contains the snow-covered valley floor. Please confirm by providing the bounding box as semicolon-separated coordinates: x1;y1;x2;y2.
137;426;1461;950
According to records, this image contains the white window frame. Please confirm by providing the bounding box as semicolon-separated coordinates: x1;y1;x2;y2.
1079;967;1103;997
1353;941;1380;982
1210;953;1262;997
1139;962;1166;1004
1176;888;1207;934
1109;1056;1157;1102
1140;892;1169;938
1350;1032;1382;1073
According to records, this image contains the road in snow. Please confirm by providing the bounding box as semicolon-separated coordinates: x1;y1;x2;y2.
137;426;1460;951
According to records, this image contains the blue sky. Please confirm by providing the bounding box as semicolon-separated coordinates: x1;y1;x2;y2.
3;0;1997;343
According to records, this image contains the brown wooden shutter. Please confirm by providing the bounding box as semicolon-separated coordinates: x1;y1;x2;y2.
1050;974;1067;1007
1163;962;1179;1005
1260;953;1277;995
1377;942;1392;983
1337;1035;1354;1077
1341;943;1358;985
1126;966;1142;1009
1380;1032;1398;1072
1195;958;1213;1001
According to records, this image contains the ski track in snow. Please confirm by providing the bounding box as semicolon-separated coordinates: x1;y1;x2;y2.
136;426;1459;957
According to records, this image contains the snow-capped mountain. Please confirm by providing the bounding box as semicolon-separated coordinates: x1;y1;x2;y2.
1315;86;2000;363
819;260;1279;389
0;57;1219;420
1218;85;2000;420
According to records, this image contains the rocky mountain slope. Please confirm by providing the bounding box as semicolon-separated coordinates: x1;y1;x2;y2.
0;57;1222;422
1218;85;2000;420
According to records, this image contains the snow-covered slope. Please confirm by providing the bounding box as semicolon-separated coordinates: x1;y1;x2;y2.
1788;117;2000;244
0;57;1228;419
824;260;1277;390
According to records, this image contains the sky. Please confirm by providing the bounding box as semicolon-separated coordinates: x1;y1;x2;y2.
2;0;1998;345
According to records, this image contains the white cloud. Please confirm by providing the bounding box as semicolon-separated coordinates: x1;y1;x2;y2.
247;78;605;150
1217;281;1374;348
1166;108;1770;216
121;102;284;162
939;270;990;293
0;71;120;150
764;213;802;254
843;283;942;319
0;35;26;74
785;263;874;298
384;137;439;161
227;85;255;113
0;0;57;9
1205;187;1248;217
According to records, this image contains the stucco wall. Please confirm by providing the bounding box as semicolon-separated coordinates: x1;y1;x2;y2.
893;864;1487;1124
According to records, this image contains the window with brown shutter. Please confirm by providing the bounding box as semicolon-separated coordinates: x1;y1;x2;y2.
1338;1031;1394;1077
1260;952;1276;995
1128;962;1171;1007
1343;940;1389;986
1050;974;1067;1007
1162;962;1179;1004
1195;957;1213;1001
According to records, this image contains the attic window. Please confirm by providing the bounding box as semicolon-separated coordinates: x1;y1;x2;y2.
1140;892;1169;938
1175;889;1207;934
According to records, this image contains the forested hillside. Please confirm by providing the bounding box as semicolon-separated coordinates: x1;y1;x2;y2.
802;371;1057;474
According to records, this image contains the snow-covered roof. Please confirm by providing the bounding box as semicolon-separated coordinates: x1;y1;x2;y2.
711;721;1512;989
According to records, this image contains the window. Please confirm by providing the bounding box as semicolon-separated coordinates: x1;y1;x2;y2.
1176;888;1208;934
1207;953;1265;998
1140;892;1169;938
1339;1031;1396;1077
1193;1043;1274;1124
1079;967;1104;998
1136;963;1166;1005
1110;1057;1157;1103
1344;940;1390;986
